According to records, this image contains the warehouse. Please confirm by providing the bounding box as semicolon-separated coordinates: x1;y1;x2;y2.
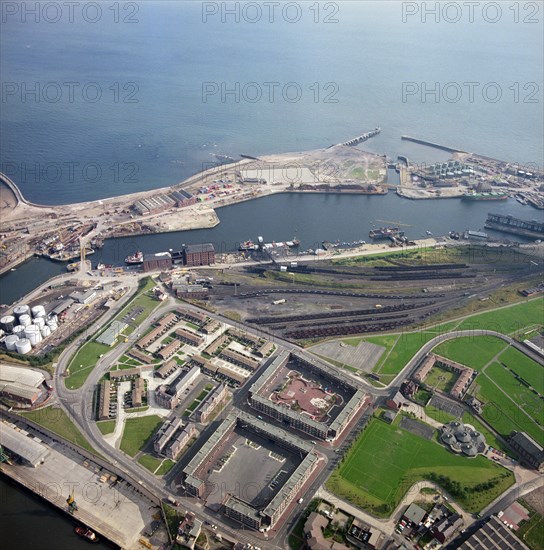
183;243;215;267
0;421;50;467
0;364;47;406
96;321;128;347
143;252;173;273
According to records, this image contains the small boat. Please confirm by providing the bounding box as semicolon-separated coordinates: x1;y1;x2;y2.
125;251;143;265
426;230;433;236
75;526;100;543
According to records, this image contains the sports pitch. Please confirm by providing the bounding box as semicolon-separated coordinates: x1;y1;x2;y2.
327;416;514;516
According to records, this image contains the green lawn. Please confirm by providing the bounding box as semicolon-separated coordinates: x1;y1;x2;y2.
96;420;116;435
66;341;111;389
476;365;544;445
137;453;163;473
425;366;458;392
112;277;159;334
156;459;176;476
120;415;163;457
21;406;98;455
327;417;514;517
475;374;544;445
455;297;543;334
499;347;544;394
433;336;508;370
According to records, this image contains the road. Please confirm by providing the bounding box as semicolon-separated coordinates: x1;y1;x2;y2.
47;280;543;549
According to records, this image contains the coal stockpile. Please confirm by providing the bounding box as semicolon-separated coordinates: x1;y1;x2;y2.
370;271;474;281
286;319;413;339
247;301;435;325
374;263;468;271
238;288;444;300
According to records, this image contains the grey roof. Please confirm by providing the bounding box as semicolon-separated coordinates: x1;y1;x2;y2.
403;503;427;524
458;515;529;550
509;432;544;463
143;252;172;262
0;422;49;466
185;243;215;254
96;321;128;346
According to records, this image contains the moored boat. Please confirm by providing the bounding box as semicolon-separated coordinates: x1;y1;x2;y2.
75;526;100;543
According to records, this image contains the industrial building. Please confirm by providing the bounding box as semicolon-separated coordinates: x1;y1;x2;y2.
143;252;173;273
183;243;215;267
182;412;320;531
155;365;200;409
248;351;366;442
0;421;50;467
96;321;128;347
0;364;47;406
69;289;97;304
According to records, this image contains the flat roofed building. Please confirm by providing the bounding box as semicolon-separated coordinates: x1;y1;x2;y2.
183;243;215;267
0;421;50;467
69;289;96;304
0;364;45;405
255;340;274;358
143;252;172;273
403;503;427;525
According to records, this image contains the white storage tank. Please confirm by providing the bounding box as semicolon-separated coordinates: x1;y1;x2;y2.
33;317;46;329
0;315;16;332
19;314;32;327
41;325;51;338
24;325;43;346
12;325;26;337
47;314;58;324
5;334;19;351
31;305;46;318
16;338;32;355
46;320;58;332
13;305;30;320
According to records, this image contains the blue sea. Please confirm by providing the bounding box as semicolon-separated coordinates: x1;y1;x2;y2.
1;1;542;204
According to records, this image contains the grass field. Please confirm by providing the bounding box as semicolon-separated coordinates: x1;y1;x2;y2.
120;415;162;457
455;298;543;334
327;417;514;517
21;406;98;455
66;341;111;389
433;336;508;370
345;299;543;382
96;420;116;435
499;347;544;393
425;366;458;392
476;365;544;446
